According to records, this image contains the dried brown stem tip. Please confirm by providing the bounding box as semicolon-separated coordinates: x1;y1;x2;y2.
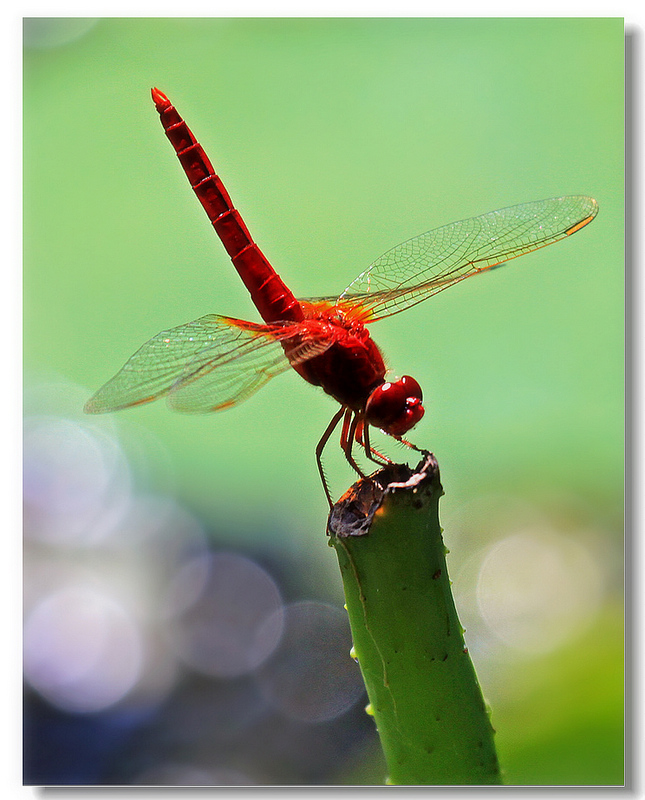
328;452;439;538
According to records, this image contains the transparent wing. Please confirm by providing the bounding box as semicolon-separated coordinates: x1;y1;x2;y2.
337;195;598;321
84;314;332;415
166;319;334;413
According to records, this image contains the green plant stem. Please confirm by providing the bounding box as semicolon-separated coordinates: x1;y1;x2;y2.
328;454;502;785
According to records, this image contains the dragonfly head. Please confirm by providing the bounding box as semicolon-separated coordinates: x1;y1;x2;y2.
364;375;424;436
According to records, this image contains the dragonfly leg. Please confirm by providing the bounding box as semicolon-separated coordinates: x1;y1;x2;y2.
340;411;368;479
316;406;347;507
362;423;393;467
393;434;430;457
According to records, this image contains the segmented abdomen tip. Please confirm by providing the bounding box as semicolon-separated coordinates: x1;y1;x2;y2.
151;87;171;112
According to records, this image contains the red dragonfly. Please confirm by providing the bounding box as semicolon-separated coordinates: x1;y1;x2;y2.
85;88;598;504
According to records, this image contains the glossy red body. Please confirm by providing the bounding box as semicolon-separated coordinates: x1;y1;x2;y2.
152;88;303;326
292;308;387;411
152;87;389;416
86;89;597;503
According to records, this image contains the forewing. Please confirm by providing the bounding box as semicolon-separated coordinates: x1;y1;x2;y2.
339;195;598;321
166;319;334;413
84;314;292;414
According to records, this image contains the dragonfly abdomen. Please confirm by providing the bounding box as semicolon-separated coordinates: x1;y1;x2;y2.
232;244;304;323
152;88;303;325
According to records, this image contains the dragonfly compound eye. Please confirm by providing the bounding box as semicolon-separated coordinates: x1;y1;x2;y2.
364;375;425;436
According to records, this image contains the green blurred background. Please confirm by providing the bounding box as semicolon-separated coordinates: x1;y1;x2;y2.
23;18;623;786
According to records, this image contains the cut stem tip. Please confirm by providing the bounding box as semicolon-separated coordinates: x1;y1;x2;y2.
328;452;439;538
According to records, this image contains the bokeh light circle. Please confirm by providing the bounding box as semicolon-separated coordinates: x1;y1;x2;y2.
23;416;132;545
476;530;604;654
167;552;284;678
23;18;99;49
254;601;364;723
23;585;143;713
